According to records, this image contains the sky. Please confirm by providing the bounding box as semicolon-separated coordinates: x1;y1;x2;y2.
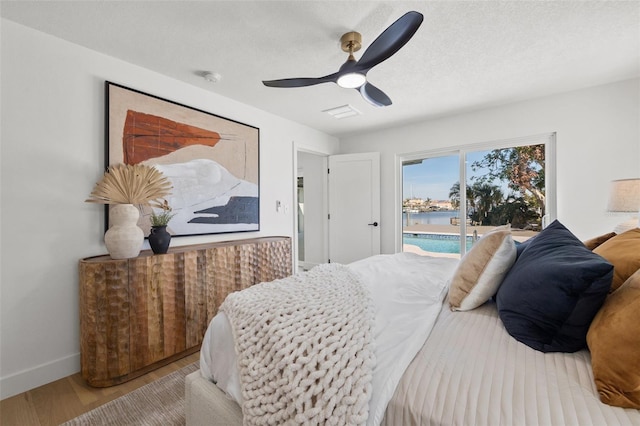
402;149;509;201
403;155;460;200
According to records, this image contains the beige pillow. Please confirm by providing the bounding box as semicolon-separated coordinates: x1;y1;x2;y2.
593;228;640;291
449;225;517;311
587;269;640;409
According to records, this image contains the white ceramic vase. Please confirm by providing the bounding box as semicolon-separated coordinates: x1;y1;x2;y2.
104;204;144;259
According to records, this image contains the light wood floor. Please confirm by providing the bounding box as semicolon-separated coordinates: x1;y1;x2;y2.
0;352;199;426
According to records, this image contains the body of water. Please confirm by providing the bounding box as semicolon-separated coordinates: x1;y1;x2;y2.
403;210;459;226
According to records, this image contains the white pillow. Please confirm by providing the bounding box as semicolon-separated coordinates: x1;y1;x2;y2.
448;225;517;311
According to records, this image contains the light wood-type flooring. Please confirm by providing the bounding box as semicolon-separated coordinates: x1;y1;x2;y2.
0;352;199;426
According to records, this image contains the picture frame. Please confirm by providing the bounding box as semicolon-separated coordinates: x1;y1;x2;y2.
105;81;260;237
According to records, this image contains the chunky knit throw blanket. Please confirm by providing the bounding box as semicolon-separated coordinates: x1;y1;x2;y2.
220;263;376;426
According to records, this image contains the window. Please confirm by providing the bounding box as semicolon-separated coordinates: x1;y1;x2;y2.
400;133;556;259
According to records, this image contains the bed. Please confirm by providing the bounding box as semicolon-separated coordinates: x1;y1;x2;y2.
185;223;640;425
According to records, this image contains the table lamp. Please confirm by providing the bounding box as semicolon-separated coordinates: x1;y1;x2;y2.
607;178;640;234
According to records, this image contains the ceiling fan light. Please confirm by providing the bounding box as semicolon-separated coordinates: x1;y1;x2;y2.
337;73;366;89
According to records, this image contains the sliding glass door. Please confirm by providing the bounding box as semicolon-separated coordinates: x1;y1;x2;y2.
401;134;555;258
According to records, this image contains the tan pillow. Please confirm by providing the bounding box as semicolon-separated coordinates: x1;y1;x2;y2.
449;225;516;311
587;269;640;409
593;228;640;291
583;232;617;251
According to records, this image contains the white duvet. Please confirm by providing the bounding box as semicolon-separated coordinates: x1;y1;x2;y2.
200;252;458;426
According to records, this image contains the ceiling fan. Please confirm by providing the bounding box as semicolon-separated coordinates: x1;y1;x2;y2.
262;11;424;107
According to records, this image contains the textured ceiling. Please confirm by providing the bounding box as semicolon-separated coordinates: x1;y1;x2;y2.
2;1;639;137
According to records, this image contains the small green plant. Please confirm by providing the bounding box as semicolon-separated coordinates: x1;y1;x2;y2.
150;200;176;227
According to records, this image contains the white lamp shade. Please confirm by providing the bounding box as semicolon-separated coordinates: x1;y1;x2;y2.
607;178;640;212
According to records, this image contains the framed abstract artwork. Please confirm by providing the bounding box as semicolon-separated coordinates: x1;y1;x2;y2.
106;81;260;237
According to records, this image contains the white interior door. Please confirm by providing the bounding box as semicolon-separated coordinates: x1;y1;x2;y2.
328;152;381;264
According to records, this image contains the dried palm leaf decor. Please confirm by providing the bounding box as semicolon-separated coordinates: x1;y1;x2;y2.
86;164;173;259
86;163;172;207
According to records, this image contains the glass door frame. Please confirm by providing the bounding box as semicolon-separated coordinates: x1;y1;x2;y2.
395;132;556;255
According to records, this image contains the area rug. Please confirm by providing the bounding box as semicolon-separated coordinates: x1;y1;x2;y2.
61;362;199;426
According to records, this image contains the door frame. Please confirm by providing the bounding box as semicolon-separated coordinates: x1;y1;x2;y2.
292;143;330;273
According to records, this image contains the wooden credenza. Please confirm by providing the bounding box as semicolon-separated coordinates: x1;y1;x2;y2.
79;236;291;387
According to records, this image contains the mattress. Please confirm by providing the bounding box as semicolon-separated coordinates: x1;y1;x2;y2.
382;299;640;426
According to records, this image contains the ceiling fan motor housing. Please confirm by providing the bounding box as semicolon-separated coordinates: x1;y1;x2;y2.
340;31;362;53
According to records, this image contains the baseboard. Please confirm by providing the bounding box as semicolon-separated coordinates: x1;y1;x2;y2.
0;352;80;400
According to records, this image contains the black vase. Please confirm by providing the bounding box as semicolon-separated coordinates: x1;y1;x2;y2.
149;226;171;254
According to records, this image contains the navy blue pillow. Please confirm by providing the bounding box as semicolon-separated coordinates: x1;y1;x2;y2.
496;220;613;353
515;236;534;259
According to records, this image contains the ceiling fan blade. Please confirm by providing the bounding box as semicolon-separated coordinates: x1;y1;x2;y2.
263;73;337;88
359;82;392;107
356;11;423;72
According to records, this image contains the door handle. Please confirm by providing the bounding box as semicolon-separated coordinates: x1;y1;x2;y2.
368;222;379;227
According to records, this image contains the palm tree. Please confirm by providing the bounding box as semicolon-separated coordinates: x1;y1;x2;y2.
449;181;476;218
469;182;504;226
424;197;432;210
449;183;460;210
450;181;504;225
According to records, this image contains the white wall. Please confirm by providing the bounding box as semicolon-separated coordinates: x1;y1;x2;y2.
339;78;640;254
0;19;338;399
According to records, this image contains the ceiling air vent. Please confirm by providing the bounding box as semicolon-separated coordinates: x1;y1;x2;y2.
323;104;362;119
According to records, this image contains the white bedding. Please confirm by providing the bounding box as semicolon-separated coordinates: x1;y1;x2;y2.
200;252;458;426
383;298;640;426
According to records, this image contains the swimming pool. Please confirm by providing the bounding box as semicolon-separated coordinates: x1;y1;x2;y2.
403;233;473;254
404;233;522;254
